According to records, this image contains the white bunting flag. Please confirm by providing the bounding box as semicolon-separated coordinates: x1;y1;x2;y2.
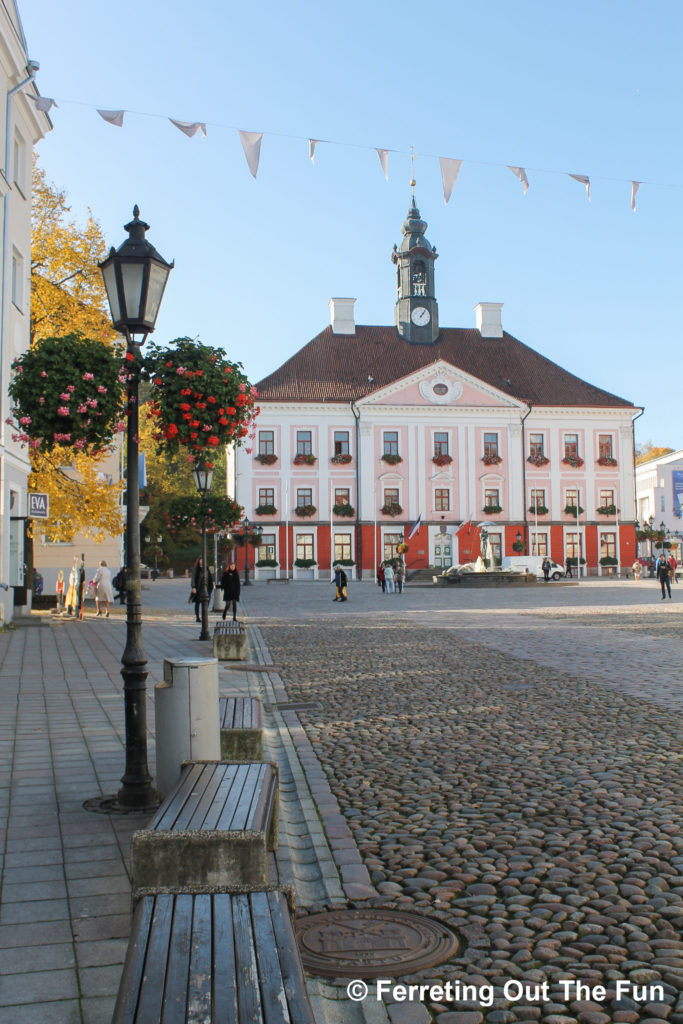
508;165;529;195
97;109;125;127
239;130;263;178
569;173;591;201
32;96;58;113
170;119;207;139
309;139;318;162
439;157;463;204
376;148;389;180
631;181;641;212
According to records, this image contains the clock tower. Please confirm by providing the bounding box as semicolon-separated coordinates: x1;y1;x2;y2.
392;195;439;344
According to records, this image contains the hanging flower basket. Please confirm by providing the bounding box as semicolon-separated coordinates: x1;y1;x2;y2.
380;503;402;516
397;543;409;554
7;334;125;453
381;454;402;465
512;540;526;553
527;454;550;467
332;503;355;517
597;456;617;467
165;494;243;533
143;336;258;458
255;453;278;465
562;455;584;468
432;454;453;466
331;453;352;464
294;453;317;465
294;504;316;518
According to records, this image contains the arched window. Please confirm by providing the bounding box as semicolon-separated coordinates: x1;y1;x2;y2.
412;260;426;296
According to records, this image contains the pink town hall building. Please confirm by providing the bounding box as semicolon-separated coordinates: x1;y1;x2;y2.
233;199;640;580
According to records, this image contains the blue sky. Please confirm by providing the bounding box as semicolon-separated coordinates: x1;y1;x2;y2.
20;0;683;449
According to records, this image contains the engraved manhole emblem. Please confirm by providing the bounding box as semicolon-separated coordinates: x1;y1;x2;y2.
295;909;460;978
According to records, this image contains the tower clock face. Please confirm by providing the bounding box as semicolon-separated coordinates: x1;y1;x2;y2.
411;306;431;326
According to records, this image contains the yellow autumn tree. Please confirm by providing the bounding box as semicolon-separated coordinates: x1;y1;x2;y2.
28;160;123;537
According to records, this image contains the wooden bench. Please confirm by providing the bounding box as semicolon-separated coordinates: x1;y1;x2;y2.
214;619;248;661
112;889;315;1024
220;696;264;761
131;761;278;894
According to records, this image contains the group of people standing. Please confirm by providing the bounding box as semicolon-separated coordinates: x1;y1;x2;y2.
377;562;405;593
55;558;115;618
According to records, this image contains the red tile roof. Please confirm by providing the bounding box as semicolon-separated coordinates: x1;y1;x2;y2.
256;325;634;408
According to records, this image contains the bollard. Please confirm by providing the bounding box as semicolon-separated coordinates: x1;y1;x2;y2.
213;588;224;613
154;657;220;799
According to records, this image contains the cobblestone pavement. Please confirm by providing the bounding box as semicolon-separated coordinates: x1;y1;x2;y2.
254;584;683;1024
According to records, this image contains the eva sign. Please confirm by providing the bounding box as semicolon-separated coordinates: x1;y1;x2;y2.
28;493;49;519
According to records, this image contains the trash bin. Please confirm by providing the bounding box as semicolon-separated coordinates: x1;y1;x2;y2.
213;588;224;613
154;657;220;799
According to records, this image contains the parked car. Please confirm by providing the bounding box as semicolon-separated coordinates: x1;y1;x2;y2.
139;564;159;580
501;556;564;580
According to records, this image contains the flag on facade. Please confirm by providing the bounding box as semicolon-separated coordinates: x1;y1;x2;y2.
407;513;422;540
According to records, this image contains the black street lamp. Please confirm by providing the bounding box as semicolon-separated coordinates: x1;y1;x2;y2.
99;207;173;811
192;459;214;641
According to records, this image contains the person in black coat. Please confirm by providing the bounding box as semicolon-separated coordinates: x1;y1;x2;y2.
191;557;213;622
220;561;241;620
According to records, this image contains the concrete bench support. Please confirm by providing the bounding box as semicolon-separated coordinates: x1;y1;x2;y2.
220;696;264;761
112;890;315;1024
213;620;248;661
131;761;278;893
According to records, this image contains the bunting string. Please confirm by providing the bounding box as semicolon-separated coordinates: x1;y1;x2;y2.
30;92;678;209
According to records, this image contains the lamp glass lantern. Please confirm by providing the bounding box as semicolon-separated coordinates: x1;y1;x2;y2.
193;461;214;495
100;206;174;339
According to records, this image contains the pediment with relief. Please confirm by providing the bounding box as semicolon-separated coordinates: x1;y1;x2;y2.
364;361;523;409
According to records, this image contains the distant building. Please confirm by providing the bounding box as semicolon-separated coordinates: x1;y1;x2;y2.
235;198;641;579
635;450;683;563
0;2;51;619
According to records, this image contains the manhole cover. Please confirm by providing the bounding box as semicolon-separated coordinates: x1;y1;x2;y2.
295;908;459;978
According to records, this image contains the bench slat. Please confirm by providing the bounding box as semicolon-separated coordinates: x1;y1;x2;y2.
251;889;294;1024
233;892;265;1023
163;893;193;1024
172;764;220;832
188;894;213;1022
183;763;229;832
132;896;175;1023
150;762;204;832
267;891;316;1024
213;893;239;1022
112;895;154;1023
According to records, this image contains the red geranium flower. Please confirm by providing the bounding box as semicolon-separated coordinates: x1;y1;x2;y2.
207;436;219;447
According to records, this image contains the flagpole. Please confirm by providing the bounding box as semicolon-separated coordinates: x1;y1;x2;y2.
285;481;289;581
330;477;334;580
374;480;377;584
616;504;621;580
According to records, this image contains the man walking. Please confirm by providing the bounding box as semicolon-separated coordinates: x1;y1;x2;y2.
657;553;672;600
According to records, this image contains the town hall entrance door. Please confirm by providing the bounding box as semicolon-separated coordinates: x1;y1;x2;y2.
433;536;452;569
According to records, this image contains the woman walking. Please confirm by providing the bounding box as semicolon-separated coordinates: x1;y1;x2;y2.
91;560;114;617
220;561;241;620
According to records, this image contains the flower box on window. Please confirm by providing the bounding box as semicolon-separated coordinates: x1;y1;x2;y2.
528;505;549;515
255;504;277;516
294;558;316;568
256;558;279;568
331;454;352;465
294;504;316;518
482;504;502;514
255;453;278;465
482;454;503;466
596;504;617;516
432;454;453;466
527;454;550;467
380;502;402;517
599;555;618;566
597;456;617;467
332;503;355;517
294;453;316;465
564;505;584;516
562;455;584;468
337;558;355;566
381;453;403;465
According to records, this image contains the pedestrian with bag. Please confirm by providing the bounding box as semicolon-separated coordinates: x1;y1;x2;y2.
333;564;348;602
220;561;241;620
190;557;213;622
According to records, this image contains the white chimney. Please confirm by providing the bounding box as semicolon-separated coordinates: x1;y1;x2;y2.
329;297;356;335
474;302;504;338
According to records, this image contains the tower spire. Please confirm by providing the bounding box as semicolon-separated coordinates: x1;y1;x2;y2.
391;192;439;344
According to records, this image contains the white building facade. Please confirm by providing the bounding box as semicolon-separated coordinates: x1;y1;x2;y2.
635;449;683;563
0;2;50;619
235;201;641;580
